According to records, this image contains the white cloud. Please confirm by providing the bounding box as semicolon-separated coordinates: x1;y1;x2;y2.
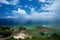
39;0;45;3
0;0;19;5
46;0;54;4
13;8;27;15
39;0;54;4
28;0;57;20
41;0;57;12
6;16;17;18
41;4;54;11
12;2;56;20
24;0;59;21
0;0;10;4
5;8;27;18
6;0;57;21
23;7;55;21
10;0;19;5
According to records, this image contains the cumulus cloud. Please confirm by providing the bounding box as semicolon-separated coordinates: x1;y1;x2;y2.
41;0;56;12
10;0;19;5
13;8;27;15
11;0;56;21
6;16;17;18
29;0;60;21
0;0;19;5
39;0;54;4
39;0;45;3
5;0;58;21
46;0;54;4
5;8;27;19
0;0;10;4
23;7;55;21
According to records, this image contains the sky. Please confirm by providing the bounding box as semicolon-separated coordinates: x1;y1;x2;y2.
0;0;60;24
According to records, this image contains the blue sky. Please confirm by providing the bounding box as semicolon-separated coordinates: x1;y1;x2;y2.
0;0;60;24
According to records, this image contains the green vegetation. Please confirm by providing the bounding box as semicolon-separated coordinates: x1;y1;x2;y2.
0;25;60;40
49;33;60;40
5;33;60;40
5;37;17;40
0;26;13;38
